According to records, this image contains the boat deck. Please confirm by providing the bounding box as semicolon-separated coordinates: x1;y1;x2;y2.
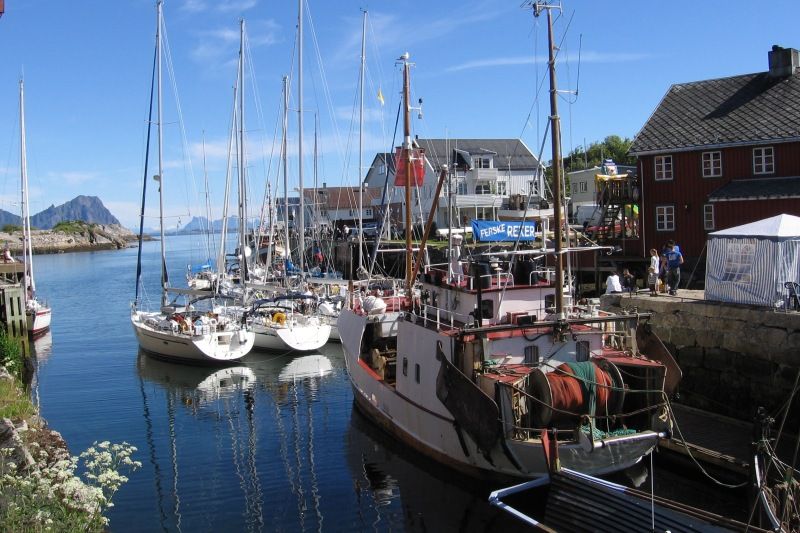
661;403;798;477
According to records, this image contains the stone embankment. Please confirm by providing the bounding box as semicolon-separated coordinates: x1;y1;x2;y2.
0;223;141;254
602;291;800;431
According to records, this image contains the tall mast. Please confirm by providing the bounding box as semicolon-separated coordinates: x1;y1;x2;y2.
156;0;167;308
402;54;413;294
357;10;367;271
297;0;305;274
535;2;564;318
282;76;290;268
19;79;34;300
237;19;248;286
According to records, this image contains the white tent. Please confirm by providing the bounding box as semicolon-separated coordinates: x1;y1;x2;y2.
705;214;800;307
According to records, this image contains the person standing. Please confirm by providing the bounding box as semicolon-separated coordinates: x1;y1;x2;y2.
605;271;623;294
664;243;684;295
649;248;660;276
621;268;636;293
647;266;659;296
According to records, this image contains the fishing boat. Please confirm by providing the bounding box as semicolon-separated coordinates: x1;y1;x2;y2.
131;1;254;364
338;7;679;481
17;79;52;338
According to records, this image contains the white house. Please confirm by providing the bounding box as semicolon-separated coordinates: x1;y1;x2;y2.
363;138;542;230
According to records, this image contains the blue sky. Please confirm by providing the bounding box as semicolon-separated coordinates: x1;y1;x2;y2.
0;0;797;229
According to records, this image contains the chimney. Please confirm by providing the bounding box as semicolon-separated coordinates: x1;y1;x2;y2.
768;45;799;77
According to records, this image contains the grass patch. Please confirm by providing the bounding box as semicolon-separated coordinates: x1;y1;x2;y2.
0;379;36;421
52;220;95;234
2;224;22;233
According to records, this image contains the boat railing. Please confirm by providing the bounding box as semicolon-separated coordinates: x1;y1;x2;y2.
424;264;514;291
411;301;471;331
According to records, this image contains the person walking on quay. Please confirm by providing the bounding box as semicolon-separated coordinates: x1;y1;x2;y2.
621;268;636;293
663;241;684;295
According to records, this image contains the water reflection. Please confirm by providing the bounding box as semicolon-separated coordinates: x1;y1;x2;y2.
346;408;529;532
135;350;334;532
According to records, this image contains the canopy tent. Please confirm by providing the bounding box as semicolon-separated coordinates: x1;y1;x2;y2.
705;214;800;307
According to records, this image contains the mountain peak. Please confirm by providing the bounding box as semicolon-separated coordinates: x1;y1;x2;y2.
0;196;121;229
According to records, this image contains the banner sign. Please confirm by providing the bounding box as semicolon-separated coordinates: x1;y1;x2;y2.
471;220;538;242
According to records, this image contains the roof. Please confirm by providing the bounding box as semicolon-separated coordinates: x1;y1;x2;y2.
413;138;540;170
630;71;800;155
304;186;381;211
710;213;800;237
708;176;800;202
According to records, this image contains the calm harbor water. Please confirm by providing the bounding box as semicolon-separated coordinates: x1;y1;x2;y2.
28;235;744;531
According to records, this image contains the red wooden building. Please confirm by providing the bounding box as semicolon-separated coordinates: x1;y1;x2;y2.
630;45;800;262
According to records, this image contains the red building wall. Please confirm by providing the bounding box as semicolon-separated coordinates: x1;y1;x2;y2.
639;140;800;259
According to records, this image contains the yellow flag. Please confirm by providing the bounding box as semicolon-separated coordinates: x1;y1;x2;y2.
377;87;385;106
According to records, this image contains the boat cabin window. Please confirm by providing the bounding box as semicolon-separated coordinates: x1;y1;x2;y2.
403;357;408;377
480;299;493;319
415;363;421;384
576;341;590;362
544;294;555;310
524;345;539;366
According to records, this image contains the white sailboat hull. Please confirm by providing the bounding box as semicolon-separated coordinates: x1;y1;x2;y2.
338;309;659;480
252;321;331;352
132;310;254;364
27;306;52;337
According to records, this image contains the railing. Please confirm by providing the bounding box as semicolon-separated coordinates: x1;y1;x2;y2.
411;301;471;331
423;264;513;290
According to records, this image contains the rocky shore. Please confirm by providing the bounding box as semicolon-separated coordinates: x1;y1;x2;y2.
0;223;142;254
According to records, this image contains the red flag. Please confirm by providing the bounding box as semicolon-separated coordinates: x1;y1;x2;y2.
393;147;425;186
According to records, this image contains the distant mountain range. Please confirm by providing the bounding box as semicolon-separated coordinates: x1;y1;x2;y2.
171;216;260;235
0;195;120;229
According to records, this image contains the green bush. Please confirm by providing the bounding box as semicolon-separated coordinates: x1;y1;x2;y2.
52;221;93;234
2;224;22;233
0;330;23;380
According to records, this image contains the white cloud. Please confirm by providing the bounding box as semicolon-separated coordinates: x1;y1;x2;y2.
446;51;650;73
50;171;97;186
181;0;257;14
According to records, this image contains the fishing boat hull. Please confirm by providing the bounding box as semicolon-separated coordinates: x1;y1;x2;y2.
132;310;254;364
339;309;661;480
251;321;331;352
27;305;52;337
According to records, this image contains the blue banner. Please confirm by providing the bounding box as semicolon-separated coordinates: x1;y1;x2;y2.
471;220;538;242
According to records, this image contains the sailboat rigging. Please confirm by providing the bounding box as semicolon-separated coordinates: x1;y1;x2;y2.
18;78;52;338
131;1;254;364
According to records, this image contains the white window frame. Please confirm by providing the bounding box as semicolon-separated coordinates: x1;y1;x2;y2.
496;181;507;195
702;151;722;178
656;205;675;231
654;155;673;181
703;204;715;230
753;146;774;175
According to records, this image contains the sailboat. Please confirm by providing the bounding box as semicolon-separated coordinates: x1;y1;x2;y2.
338;8;679;481
18;79;52;338
131;1;254;364
246;3;330;352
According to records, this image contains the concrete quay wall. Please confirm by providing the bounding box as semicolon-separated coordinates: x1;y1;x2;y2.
601;291;800;429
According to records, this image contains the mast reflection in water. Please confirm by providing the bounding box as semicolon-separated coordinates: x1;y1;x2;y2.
136;350;335;532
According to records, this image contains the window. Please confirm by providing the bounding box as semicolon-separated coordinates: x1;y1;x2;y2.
655;155;673;181
457;181;467;195
702;151;722;178
703;204;715;230
415;363;421;383
576;181;588;193
474;157;492;169
379;164;386;175
576;341;590;362
753;146;774;174
656;205;675;231
475;184;490;195
402;357;408;376
524;345;539;365
496;182;507;195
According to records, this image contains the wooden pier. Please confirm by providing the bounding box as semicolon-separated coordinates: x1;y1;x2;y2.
0;262;30;355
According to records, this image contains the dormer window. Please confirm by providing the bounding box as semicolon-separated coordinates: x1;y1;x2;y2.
473;157;492;169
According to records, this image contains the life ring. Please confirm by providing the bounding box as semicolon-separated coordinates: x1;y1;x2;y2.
272;312;287;326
